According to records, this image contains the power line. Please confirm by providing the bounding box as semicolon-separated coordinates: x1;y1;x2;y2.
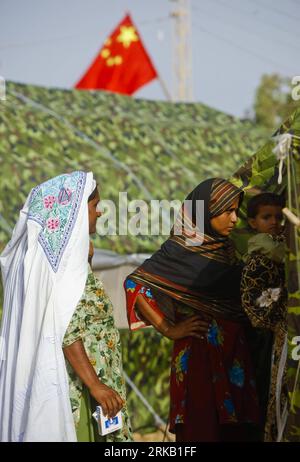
140;16;170;26
191;4;300;54
251;0;300;23
0;16;170;51
192;20;295;75
208;0;300;39
0;31;105;51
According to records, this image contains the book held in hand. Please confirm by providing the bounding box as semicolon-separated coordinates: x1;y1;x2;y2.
92;405;123;436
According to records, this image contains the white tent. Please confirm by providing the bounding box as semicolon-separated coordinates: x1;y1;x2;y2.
93;249;151;329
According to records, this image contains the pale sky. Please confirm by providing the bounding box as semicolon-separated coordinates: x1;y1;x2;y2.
0;0;299;117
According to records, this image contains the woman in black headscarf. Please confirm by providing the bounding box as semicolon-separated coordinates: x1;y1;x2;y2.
124;178;260;442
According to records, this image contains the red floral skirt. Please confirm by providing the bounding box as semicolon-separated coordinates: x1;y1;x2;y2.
125;278;261;441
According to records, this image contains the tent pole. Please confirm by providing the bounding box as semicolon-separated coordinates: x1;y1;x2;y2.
158;75;172;101
283;207;300;228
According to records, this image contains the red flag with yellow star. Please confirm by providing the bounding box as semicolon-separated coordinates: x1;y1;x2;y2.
75;14;158;94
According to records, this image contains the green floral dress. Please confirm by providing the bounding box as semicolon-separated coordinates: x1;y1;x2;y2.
63;265;132;442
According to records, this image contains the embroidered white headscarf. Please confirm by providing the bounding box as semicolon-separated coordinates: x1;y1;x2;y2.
0;171;96;442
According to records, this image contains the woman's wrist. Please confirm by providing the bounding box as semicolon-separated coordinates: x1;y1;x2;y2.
88;380;104;395
158;321;175;339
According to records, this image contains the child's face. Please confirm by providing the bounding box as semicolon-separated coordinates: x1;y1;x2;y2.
248;205;283;236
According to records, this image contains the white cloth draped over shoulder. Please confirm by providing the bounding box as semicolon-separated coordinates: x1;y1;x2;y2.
0;171;96;441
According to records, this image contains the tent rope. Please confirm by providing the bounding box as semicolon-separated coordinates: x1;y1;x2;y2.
123;370;171;440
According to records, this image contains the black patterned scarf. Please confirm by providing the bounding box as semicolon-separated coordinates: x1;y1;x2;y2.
126;178;247;321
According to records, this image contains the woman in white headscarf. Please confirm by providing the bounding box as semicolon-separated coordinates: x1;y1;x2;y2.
0;171;131;442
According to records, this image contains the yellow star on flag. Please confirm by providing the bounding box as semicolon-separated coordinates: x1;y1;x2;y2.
104;38;112;47
116;26;139;48
101;49;110;59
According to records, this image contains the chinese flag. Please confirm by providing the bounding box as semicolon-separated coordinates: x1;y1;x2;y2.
75;14;158;95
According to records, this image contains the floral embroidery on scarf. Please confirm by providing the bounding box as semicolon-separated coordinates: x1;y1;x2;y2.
28;171;86;272
43;195;56;210
58;187;72;206
47;217;60;232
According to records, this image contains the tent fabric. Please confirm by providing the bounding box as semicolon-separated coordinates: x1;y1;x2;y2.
92;249;150;329
0;81;267;255
93;249;150;270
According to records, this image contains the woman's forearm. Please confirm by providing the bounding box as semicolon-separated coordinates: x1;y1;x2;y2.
135;294;210;340
63;339;124;418
135;294;173;336
63;339;99;390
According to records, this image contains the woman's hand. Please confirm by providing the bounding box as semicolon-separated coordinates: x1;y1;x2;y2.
135;294;211;341
89;382;124;419
165;315;211;341
63;339;123;418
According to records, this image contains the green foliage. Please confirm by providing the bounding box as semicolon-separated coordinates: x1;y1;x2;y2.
230;109;300;441
120;329;172;432
254;73;300;130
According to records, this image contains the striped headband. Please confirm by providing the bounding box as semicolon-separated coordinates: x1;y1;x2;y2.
209;178;243;218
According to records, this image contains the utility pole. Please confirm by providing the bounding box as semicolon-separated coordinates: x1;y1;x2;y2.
170;0;193;102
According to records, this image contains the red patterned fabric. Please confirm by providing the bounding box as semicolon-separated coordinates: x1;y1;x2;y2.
125;280;261;441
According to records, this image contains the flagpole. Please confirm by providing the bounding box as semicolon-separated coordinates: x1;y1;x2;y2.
158;75;172;101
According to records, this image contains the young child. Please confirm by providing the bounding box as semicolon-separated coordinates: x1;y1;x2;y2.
241;192;288;442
